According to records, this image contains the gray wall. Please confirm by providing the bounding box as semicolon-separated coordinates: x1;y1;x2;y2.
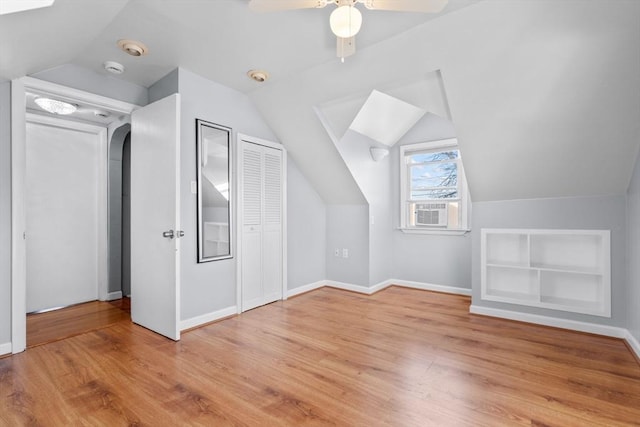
334;130;393;285
391;113;471;289
627;151;640;342
326;204;370;286
0;82;11;345
329;112;472;289
287;157;326;289
174;68;278;320
471;195;627;327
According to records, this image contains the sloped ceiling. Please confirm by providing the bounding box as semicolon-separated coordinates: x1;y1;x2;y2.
250;0;640;203
2;0;639;205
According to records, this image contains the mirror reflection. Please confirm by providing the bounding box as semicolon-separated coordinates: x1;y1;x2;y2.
197;120;232;262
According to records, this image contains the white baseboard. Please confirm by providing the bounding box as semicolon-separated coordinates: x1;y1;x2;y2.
106;291;122;301
326;280;378;295
0;342;12;356
625;330;640;361
326;279;472;297
388;279;472;296
180;306;237;331
287;281;325;298
469;304;627;338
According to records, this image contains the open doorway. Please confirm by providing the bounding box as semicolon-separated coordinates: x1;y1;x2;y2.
26;123;133;347
14;79;137;349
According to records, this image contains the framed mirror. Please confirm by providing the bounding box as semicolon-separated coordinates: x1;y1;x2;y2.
196;119;232;262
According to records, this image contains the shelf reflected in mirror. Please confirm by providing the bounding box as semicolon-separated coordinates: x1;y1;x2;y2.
196;119;232;262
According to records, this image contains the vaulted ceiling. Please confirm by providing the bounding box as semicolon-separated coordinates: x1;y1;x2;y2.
2;0;639;204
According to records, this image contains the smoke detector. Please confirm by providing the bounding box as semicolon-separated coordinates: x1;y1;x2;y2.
247;69;269;83
103;61;125;74
117;39;148;57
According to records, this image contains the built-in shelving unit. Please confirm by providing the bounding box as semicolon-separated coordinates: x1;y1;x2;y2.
204;222;229;255
481;229;611;317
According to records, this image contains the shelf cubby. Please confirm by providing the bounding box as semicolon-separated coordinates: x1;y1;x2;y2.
481;229;610;317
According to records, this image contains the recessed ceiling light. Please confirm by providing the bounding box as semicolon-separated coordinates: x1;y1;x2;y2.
0;0;54;15
117;39;148;57
247;70;269;83
34;98;77;115
104;61;125;74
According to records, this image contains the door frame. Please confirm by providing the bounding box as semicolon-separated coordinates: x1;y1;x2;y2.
235;133;288;313
10;77;138;353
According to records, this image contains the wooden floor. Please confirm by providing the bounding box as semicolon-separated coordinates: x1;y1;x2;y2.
2;287;639;426
26;298;130;348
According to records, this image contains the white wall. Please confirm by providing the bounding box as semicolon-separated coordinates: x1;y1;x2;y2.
626;151;640;342
287;157;326;290
471;195;627;327
32;64;148;106
0;82;11;345
326;204;370;286
154;68;278;320
333;129;393;285
391;113;472;289
25;121;101;312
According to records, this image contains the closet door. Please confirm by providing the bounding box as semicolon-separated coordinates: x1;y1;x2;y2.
239;138;284;312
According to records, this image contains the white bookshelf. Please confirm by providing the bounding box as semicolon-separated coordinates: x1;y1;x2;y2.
204;222;229;255
481;229;610;317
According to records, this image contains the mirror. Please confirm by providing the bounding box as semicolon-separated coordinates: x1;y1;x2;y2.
196;119;232;262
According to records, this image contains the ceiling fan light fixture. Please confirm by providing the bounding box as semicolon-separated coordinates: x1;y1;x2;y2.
330;5;362;38
34;97;77;115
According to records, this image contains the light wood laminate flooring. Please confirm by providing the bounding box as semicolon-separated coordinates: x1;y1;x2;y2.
2;287;639;426
26;298;130;348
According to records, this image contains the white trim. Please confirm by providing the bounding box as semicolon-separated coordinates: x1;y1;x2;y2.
390;279;472;296
106;291;123;301
469;304;627;338
625;330;640;361
11;78;27;354
326;280;376;294
0;342;12;357
324;279;471;296
180;306;237;331
399;228;470;236
287;281;325;298
20;77;138;115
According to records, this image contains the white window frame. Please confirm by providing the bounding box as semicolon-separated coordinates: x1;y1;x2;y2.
400;138;470;235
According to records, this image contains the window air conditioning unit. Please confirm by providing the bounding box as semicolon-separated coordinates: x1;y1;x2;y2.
415;203;448;226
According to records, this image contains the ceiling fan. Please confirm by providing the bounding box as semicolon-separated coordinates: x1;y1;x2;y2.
248;0;449;61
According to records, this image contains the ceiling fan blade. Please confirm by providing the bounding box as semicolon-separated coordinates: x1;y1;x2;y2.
249;0;329;12
361;0;448;13
336;36;356;60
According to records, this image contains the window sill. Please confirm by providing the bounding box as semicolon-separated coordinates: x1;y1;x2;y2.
398;228;470;236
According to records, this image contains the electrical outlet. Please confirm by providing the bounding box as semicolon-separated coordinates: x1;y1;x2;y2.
334;248;340;257
342;248;349;258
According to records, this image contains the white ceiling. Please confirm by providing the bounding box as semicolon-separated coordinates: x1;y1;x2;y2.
0;0;475;92
2;0;639;205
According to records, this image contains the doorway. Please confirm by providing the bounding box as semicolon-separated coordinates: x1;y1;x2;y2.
11;77;138;353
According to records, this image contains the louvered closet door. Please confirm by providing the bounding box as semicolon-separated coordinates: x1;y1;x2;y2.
240;140;283;312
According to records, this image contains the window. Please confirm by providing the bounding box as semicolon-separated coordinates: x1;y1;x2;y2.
400;139;470;233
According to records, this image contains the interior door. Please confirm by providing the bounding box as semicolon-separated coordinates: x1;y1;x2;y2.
240;140;283;312
25;117;106;312
130;94;181;340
